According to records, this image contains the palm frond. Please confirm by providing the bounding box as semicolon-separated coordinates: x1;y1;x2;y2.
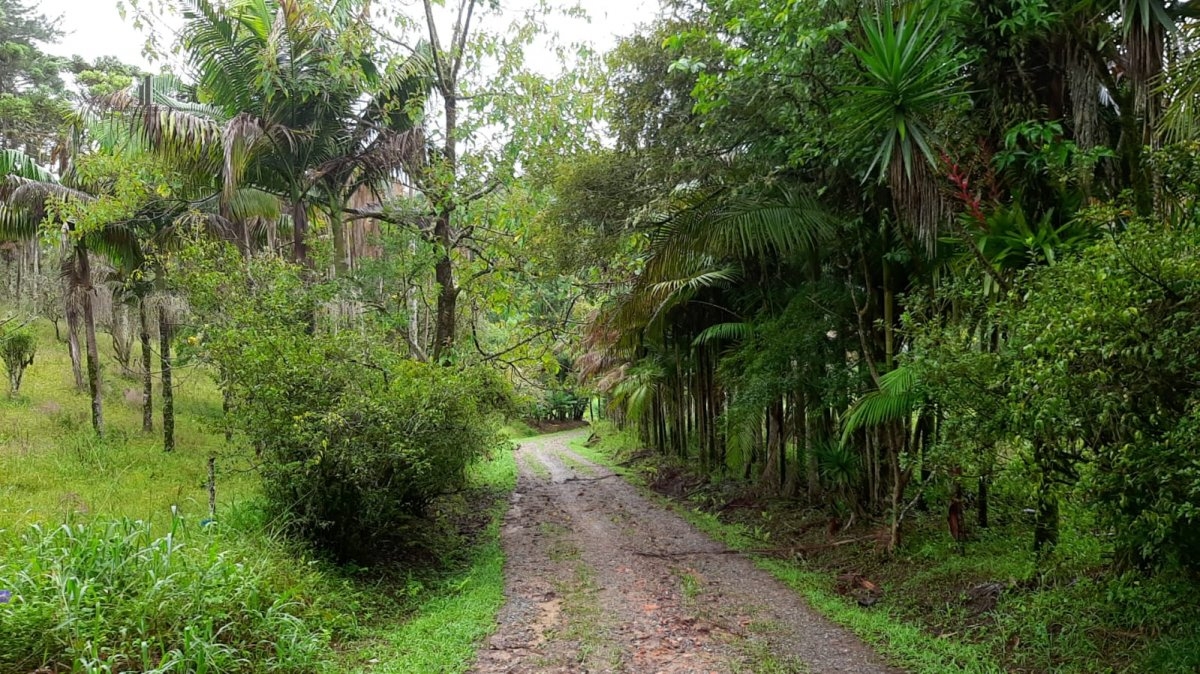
693;322;753;346
0;150;57;183
1;177;96;227
655;188;833;259
841;365;922;443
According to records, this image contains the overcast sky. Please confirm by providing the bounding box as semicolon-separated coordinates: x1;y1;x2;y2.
37;0;660;71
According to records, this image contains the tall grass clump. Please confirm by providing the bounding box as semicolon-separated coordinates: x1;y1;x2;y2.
0;517;331;673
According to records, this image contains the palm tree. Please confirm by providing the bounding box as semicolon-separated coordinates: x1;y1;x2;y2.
106;0;426;274
1;167;142;436
846;3;965;248
585;187;834;480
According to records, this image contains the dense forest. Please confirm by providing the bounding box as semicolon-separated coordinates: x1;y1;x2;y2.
2;0;1200;671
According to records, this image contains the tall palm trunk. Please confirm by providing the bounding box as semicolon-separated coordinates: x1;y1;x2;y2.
76;245;103;436
158;290;174;452
140;297;153;433
64;285;85;392
293;200;310;268
763;400;786;492
432;212;458;362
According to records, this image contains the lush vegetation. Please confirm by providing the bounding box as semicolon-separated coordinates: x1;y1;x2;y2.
0;0;566;670
565;0;1200;564
3;0;1200;670
551;0;1200;670
0;323;518;672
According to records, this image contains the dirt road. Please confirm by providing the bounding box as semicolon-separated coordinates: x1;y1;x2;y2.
470;431;899;674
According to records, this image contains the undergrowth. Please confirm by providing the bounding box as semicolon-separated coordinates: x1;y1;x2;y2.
341;445;517;673
0;517;337;673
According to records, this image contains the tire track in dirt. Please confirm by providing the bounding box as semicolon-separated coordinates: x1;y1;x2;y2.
471;431;900;674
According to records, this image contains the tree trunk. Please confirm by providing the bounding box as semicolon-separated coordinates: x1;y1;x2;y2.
111;297;134;377
887;425;911;554
140;297;153;433
977;472;990;529
805;404;826;501
330;197;348;275
1034;488;1059;555
292;200;310;268
77;246;104;436
883;261;896;371
159;299;175;452
31;240;39;310
425;10;462;363
432;237;458;362
1032;440;1058;555
763;400;786;493
65;281;85;392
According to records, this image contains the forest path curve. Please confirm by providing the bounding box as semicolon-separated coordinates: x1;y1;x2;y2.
469;431;900;674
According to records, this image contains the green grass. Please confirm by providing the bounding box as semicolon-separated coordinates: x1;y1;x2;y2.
0;319;524;674
557;450;595;476
0;318;248;532
0;517;338;673
501;419;539;439
524;452;552;479
345;447;516;673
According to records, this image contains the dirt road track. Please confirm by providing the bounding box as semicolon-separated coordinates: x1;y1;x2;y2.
470;431;900;674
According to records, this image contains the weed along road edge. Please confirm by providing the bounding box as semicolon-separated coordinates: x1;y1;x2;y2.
471;430;899;673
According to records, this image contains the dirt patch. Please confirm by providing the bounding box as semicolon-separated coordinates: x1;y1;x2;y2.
36;401;62;415
471;431;899;673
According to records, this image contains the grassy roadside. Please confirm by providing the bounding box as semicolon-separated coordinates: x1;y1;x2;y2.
570;428;1159;674
567;434;996;673
0;319;244;530
345;448;517;673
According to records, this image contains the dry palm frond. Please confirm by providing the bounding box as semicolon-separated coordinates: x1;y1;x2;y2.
223;112;267;200
1123;0;1171;128
889;150;952;252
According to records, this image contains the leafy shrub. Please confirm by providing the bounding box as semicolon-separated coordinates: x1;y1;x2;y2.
0;518;330;673
225;332;514;561
178;246;515;561
917;222;1200;570
0;328;36;395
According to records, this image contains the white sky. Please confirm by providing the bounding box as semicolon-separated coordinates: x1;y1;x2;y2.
36;0;660;71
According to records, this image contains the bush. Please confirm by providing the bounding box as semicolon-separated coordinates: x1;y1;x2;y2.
917;222;1200;570
227;333;514;561
1;327;36;396
0;518;330;673
177;248;515;561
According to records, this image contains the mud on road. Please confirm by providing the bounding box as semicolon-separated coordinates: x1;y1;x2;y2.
470;431;899;674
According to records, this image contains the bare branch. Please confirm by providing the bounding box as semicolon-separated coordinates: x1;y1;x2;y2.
452;0;479;82
421;0;450;93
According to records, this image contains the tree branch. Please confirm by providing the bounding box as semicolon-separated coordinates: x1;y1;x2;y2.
421;0;450;93
452;0;478;83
